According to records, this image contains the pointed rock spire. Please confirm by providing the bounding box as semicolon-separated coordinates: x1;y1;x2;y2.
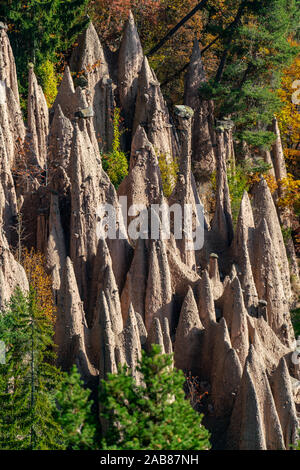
270;357;299;449
74;85;99;153
210;318;242;417
0;25;20;103
46;194;66;291
133;56;177;159
233;191;258;313
263;149;276;177
0;79;25;166
0;126;18;238
118;125;164;210
70;22;113;151
48;105;73;194
222;276;249;368
121;237;148;322
184;38;206;107
146;316;165;354
161;317;173;355
52;66;76;119
106;233;133;296
122;304;142;381
97;291;118;379
227;345;285;450
55;257;94;381
197;269;216;327
165;234;200;297
69;123;97;303
89;238;123;336
252;178;291;301
169;105;203;270
197;319;218;381
184;38;216;180
210;130;233;248
145;239;173;332
269;119;299;285
69;120;131;300
135;311;148;346
174;286;203;374
234;191;255;255
252;218;293;345
27;66;49;168
0;231;29;308
118;11;143;138
247;315;290;373
52;68;102;152
48;104;73;169
208;253;223;299
271;116;287;182
70;22;109;79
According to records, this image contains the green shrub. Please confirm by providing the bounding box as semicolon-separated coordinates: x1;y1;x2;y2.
158;153;179;198
240;130;277;150
36;60;58;107
244;158;273;176
281;226;293;244
102;107;128;188
227;162;250;225
214;158;273;225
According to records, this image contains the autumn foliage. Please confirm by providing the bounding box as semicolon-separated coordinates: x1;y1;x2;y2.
277;42;300;178
276;43;300;215
158;152;179;198
20;248;56;323
277;175;300;215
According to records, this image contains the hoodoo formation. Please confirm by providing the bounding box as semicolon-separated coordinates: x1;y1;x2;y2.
0;9;299;451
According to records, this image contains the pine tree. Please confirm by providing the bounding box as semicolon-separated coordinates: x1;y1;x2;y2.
199;0;300;149
55;365;97;450
100;345;211;450
0;288;63;450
